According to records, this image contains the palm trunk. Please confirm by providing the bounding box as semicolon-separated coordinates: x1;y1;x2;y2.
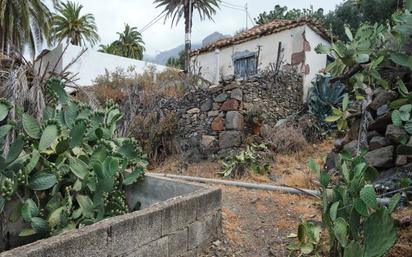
0;26;7;55
184;0;192;74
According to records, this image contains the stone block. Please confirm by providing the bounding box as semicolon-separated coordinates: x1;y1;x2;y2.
367;131;381;142
186;108;200;114
224;83;239;91
396;155;408;166
188;214;217;250
211;117;225;131
370;91;397;110
207;111;219;117
212;102;221;110
168;229;188;257
25;221;111;257
369;136;391;151
196;189;222;219
343;140;358;156
201;135;216;149
200;98;213;112
368;112;391;134
208;84;222;93
225;111;244;130
376;104;389;116
291;51;305;65
214;93;227;103
221;99;239;111
162;197;197;235
120;237;168;257
365;145;394;168
219;131;241;149
386;124;408;144
230;88;243;101
110;208;162;255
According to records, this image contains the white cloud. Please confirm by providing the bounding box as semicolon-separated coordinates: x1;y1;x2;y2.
46;0;344;55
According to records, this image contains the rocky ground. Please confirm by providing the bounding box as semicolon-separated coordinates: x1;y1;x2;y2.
150;139;412;257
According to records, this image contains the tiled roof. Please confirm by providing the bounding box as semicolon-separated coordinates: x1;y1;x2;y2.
191;18;330;56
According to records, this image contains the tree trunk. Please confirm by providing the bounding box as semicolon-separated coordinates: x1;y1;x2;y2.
184;0;192;75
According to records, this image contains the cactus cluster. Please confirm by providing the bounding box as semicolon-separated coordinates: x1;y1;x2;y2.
304;152;400;257
0;78;147;238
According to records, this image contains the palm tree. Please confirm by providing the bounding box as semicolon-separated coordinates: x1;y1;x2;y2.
112;24;145;60
154;0;221;73
166;50;185;69
98;42;118;55
51;1;100;47
0;0;52;55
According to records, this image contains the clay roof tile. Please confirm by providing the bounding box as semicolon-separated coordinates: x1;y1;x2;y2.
191;18;330;56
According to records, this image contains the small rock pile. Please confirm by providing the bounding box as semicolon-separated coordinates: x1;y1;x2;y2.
333;89;412;193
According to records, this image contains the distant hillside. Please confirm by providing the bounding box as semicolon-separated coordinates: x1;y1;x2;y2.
148;31;230;65
202;31;229;46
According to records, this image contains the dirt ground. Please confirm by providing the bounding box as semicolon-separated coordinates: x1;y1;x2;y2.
150;139;412;257
201;186;320;257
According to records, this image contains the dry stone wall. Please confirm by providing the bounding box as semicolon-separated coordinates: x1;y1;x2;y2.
148;72;304;161
331;89;412;194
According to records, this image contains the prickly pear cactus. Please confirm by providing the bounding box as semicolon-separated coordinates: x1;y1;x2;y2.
0;78;147;247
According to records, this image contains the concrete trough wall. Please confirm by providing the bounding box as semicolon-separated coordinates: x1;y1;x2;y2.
0;175;222;257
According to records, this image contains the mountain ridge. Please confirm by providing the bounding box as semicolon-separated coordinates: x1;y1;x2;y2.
146;31;230;65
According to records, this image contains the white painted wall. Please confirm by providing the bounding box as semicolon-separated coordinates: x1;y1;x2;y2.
303;25;330;98
192;25;330;101
193;26;305;82
39;43;167;87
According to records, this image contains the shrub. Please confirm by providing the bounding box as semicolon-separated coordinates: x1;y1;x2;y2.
261;125;308;154
0;79;147;241
130;110;180;164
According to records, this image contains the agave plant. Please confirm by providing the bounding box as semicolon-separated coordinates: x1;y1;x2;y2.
307;73;346;129
0;78;147;242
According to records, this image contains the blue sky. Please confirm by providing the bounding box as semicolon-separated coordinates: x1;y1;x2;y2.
46;0;344;55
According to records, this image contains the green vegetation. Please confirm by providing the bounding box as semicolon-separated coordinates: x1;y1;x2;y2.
0;78;147;237
166;50;185;69
304;155;400;257
290;1;412;256
254;5;325;25
324;0;398;42
315;4;412;137
51;1;100;46
255;0;400;40
99;24;145;60
307;74;346;130
288;220;322;256
220;144;270;177
0;0;52;55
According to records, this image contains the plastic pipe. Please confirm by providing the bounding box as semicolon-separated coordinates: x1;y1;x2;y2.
148;172;391;205
149;172;320;197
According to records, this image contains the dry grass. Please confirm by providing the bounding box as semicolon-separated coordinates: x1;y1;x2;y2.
149;139;334;189
387;207;412;257
270;139;334;189
221;207;241;242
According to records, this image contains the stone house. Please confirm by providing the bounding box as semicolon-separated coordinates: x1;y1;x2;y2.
190;18;331;99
